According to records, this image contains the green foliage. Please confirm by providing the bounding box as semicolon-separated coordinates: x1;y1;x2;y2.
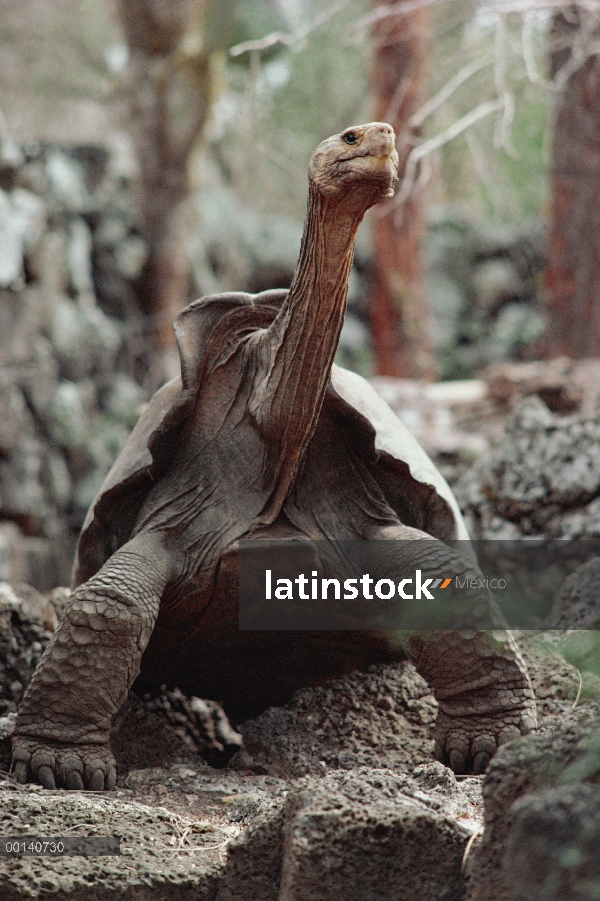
562;632;600;680
561;731;600;785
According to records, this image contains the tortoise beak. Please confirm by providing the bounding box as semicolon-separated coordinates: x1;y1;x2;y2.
357;123;398;197
359;147;399;197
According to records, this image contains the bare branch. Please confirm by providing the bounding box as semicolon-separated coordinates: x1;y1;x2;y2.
393;98;503;207
352;0;600;37
229;31;294;57
521;10;554;88
229;0;354;58
493;13;517;157
499;1;600;13
552;9;598;92
409;55;493;129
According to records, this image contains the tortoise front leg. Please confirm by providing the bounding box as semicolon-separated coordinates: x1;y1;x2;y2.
362;527;537;774
12;533;177;790
404;628;537;774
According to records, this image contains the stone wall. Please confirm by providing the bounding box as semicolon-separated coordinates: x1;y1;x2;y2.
0;132;149;589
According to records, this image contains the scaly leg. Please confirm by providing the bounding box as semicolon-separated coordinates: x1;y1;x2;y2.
405;628;536;774
362;526;537;774
12;533;177;790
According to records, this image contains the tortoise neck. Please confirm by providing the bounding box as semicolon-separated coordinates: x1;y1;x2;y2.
269;182;364;389
288;183;362;312
256;183;364;505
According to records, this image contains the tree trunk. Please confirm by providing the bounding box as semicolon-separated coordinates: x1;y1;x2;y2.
116;0;214;353
546;7;600;358
370;0;437;379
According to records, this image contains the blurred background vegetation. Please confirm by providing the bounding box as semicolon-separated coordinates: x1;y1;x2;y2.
0;0;561;381
0;0;373;213
0;0;551;218
10;1;590;386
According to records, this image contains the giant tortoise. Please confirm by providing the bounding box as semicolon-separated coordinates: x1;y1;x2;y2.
13;122;536;790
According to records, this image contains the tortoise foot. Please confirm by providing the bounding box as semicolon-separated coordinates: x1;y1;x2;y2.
432;702;537;775
12;736;117;791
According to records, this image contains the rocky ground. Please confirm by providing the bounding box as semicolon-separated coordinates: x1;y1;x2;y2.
0;578;599;900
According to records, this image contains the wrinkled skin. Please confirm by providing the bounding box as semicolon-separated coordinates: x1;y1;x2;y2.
13;124;536;789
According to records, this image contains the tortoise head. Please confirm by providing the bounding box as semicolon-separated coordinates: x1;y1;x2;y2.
308;122;399;206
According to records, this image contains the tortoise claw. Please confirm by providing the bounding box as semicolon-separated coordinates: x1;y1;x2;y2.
473;751;490;775
106;765;117;791
433;740;445;762
66;771;84;791
38;765;56;790
89;770;105;792
432;703;536;775
14;761;28;784
449;749;466;774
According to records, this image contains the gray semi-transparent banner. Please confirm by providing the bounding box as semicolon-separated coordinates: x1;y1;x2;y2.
0;837;121;856
238;539;600;630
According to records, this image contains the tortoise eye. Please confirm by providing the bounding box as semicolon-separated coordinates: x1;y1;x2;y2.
342;131;358;145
